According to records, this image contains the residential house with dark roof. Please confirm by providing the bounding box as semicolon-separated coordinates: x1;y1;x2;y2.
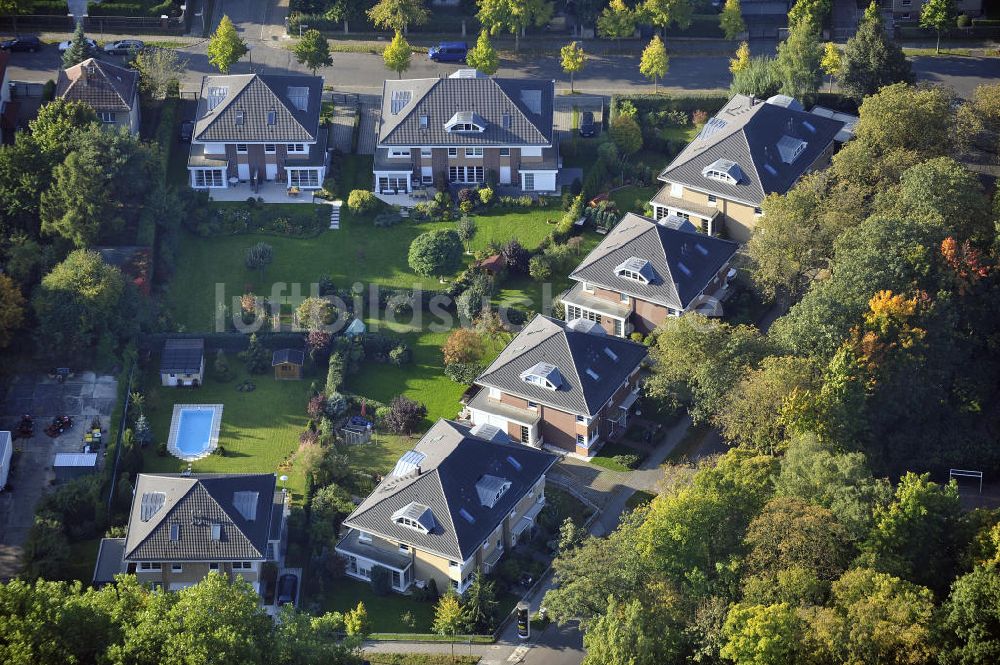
0;51;15;143
650;94;844;242
375;70;557;194
187;73;327;191
160;338;205;387
55;58;140;134
563;213;739;335
94;473;286;592
335;419;556;594
467;315;647;457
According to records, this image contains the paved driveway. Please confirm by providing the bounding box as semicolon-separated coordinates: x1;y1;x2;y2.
0;372;117;580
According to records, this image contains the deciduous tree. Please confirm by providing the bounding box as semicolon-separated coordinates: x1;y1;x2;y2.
639;35;669;93
207;15;248;74
367;0;429;32
775;16;823;103
407;229;464;278
840;5;912;99
644;0;693;30
730;40;751;74
28;98;98;159
720;0;746;40
477;0;554;52
598;0;638;46
294;29;333;75
920;0;956;54
382;31;412;78
442;327;485;365
466;29;500;75
820;42;842;93
132;47;188;98
0;274;26;349
560;41;586;93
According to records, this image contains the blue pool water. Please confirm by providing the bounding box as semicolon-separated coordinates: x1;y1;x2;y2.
175;409;215;456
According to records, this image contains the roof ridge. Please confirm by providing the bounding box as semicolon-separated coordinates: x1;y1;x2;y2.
653;224;681;306
495;78;547;144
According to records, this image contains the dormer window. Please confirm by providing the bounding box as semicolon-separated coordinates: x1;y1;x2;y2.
445;111;487;133
615;257;655;284
520;362;563;390
392;502;437;534
701;159;744;185
776;135;807;164
476;475;512;508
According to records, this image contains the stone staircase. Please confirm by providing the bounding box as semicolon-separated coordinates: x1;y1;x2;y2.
329;201;342;230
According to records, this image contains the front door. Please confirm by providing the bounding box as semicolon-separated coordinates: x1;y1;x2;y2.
500;166;511;185
265;163;277;180
237;163;250;181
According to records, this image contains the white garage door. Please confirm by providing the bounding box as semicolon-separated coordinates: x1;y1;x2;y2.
265;163;277;180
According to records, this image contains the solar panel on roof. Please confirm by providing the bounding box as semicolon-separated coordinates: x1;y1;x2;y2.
459;508;476;524
695;243;709;256
763;163;778;176
585;368;600;381
140;492;166;522
677;262;692;277
392;450;426;477
391;90;412;115
506;455;522;471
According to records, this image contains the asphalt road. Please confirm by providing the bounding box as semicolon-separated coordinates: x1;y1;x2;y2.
5;35;1000;99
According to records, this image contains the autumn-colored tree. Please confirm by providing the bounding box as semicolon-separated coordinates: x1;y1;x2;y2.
940;236;991;295
0;273;26;348
730;40;751;74
442;327;486;365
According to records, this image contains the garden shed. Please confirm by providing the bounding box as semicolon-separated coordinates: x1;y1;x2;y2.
160;338;205;387
272;349;305;381
54;452;98;481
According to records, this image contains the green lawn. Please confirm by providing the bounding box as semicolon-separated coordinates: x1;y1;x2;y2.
545;487;594;527
139;365;313;500
167;202;566;332
590;442;643;473
610;185;658;215
315;578;438;632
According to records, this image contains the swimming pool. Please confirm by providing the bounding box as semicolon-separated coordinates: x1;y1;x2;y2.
167;404;223;461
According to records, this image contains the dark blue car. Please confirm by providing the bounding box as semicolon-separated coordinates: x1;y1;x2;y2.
428;42;468;63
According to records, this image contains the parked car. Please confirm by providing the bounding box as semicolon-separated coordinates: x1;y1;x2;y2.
58;37;97;52
179;120;194;143
104;39;144;55
428;41;468;63
579;111;597;137
276;573;298;607
0;36;41;52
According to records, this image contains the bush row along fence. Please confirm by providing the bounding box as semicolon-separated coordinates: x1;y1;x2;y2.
139;331;312;354
0;13;189;35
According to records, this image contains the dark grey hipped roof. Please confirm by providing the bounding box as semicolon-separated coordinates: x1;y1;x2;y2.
378;76;553;147
161;338;203;374
124;474;276;561
193;74;322;142
475;315;647;417
343;420;556;561
570;213;738;310
658;94;844;206
56;58;138;112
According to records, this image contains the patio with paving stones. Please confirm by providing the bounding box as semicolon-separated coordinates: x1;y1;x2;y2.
0;372;118;580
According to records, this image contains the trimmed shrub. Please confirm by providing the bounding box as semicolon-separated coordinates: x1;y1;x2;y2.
347;189;378;213
612;454;640;469
478;186;494;205
444;362;484;384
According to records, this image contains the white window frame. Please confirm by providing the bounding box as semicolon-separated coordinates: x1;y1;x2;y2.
288;168;320;188
287;143;307;154
465;147;484;158
264;144;276;154
236;144;248;154
447;148;458;157
389;148;411;158
193;169;225;188
98;110;115;123
500;148;511;157
420;148;432;157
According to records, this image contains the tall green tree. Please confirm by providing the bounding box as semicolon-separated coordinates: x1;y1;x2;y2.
583;593;688;665
560;41;586;93
28;98;98;159
367;0;429;32
639;35;669;93
787;0;831;28
609;114;642;183
0;137;49;238
730;55;780;98
477;0;554;51
840;5;912;100
294;29;333;75
920;0;957;54
820;42;842;93
31;250;129;359
721;603;808;665
0;274;25;349
597;0;638;46
719;0;746;40
462;573;499;633
382;30;412;78
466;29;500;75
941;565;1000;663
407;229;463;279
207;15;248;74
644;0;693;30
61;22;91;68
774;16;823;103
131;47;187;99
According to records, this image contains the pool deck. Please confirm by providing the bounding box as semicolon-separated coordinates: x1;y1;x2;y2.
167;404;224;462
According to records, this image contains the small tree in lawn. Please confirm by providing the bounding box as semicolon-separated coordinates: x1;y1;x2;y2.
382;31;413;79
560;41;586;94
598;0;638;47
385;395;427;434
730;40;751;74
293;29;332;75
62;22;91;68
207;15;248;74
821;42;842;93
240;333;270;374
442;328;485;365
133;414;152;447
639;35;669;94
609;114;642;185
920;0;956;54
245;242;273;280
433;591;465;660
720;0;746;40
466;30;500;75
408;230;464;281
344;601;372;637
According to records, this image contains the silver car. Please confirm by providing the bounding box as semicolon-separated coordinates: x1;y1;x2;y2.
104;39;144;55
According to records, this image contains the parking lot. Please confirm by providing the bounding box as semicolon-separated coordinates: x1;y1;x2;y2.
0;372;117;580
